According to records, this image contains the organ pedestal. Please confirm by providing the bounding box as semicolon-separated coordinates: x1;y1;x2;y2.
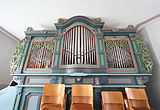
8;16;153;110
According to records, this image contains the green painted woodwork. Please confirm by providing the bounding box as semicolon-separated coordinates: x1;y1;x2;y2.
31;37;55;54
132;41;138;53
24;43;29;54
10;38;26;74
104;40;130;52
136;37;153;73
56;40;60;51
99;40;103;51
13;94;21;110
31;41;55;53
91;18;101;23
19;56;25;69
54;55;58;66
137;55;143;68
101;55;104;66
58;18;67;23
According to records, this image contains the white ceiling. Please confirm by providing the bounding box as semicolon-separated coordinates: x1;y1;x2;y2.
0;0;160;39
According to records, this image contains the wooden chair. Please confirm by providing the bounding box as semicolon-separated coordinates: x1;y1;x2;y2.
41;84;65;110
70;85;94;110
101;91;125;110
125;88;152;110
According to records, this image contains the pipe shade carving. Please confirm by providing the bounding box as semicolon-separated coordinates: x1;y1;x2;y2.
10;38;26;73
136;37;153;73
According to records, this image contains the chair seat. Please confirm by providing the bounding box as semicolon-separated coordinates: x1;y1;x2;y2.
71;104;93;110
41;104;64;110
125;88;152;110
131;107;151;110
130;99;147;108
42;96;63;105
41;107;64;110
41;84;65;110
41;103;62;108
103;104;124;110
73;96;92;104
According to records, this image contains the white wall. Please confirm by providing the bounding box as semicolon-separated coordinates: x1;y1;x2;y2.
0;31;18;89
137;28;160;109
144;21;160;64
1;0;160;39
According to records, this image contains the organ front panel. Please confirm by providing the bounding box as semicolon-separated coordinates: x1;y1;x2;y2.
9;16;153;110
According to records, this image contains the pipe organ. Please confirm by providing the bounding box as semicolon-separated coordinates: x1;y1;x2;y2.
3;16;153;110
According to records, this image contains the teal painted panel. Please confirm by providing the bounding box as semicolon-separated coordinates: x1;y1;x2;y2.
19;56;25;68
54;55;58;66
21;91;43;110
24;43;29;53
108;78;133;84
14;94;21;110
26;95;39;110
99;40;103;51
101;54;104;66
137;55;143;68
56;40;60;52
27;77;50;84
132;41;138;53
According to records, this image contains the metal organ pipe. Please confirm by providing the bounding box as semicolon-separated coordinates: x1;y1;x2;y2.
106;41;134;68
62;26;96;65
27;42;53;68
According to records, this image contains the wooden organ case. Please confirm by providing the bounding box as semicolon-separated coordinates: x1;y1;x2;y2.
10;16;153;110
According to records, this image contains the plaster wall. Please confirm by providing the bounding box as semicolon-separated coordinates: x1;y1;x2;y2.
144;21;160;64
137;28;160;110
0;31;18;89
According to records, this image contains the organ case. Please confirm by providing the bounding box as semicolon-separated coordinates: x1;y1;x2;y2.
9;16;153;110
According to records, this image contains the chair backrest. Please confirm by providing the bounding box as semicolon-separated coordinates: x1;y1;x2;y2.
43;84;65;97
41;84;65;108
101;91;125;110
101;91;124;104
72;85;93;104
125;88;151;109
125;88;148;100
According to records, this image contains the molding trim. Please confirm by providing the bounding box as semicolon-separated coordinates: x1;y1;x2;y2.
10;73;152;76
0;26;20;41
135;13;160;29
16;85;146;88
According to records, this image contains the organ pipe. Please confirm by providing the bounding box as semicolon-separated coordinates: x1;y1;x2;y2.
62;26;96;65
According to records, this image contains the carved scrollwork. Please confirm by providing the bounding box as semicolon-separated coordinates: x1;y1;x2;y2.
13;76;24;84
104;40;130;52
136;36;153;73
58;18;67;23
91;18;101;23
10;38;26;73
57;17;101;23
